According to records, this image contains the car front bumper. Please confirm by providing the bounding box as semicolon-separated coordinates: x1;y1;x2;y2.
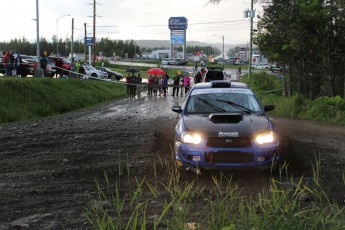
174;140;280;171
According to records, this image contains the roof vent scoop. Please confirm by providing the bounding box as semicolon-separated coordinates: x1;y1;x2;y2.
211;81;231;88
209;113;242;123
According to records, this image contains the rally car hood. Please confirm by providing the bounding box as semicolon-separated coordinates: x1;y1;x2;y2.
182;113;271;137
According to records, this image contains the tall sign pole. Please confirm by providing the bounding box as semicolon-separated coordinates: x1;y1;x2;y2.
168;17;188;60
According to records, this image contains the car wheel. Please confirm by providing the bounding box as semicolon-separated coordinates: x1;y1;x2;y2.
11;69;17;77
91;73;97;78
111;75;116;81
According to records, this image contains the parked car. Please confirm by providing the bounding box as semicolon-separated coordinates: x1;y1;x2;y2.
171;80;282;174
96;67;123;81
252;63;270;69
1;54;55;77
270;64;281;73
161;58;175;65
82;64;108;79
175;58;188;65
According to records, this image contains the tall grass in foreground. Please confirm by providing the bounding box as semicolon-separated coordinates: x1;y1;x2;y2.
0;78;126;124
85;155;345;230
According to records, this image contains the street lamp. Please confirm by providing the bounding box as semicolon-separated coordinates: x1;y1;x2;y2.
213;34;225;66
56;14;70;56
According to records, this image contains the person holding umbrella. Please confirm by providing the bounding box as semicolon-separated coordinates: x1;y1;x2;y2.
125;74;131;95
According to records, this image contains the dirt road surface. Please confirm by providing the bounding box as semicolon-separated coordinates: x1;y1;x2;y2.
1;90;344;229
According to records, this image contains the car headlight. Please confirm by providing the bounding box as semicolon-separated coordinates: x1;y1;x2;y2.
255;131;275;145
181;132;202;144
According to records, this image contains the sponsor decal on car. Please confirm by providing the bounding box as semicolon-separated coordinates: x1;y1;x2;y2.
218;131;239;137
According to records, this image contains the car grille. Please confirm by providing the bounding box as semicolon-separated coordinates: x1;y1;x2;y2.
205;151;254;163
206;137;251;148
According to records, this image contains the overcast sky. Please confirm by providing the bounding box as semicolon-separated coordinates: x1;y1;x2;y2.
2;0;263;45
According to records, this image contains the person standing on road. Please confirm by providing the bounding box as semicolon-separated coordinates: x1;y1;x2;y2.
183;74;191;95
180;76;184;96
130;74;137;96
194;71;202;84
126;74;131;95
171;73;180;96
161;74;168;96
147;75;154;96
137;74;142;96
152;75;159;96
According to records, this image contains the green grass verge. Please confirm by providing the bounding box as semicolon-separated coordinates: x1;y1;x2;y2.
242;72;345;125
0;77;126;124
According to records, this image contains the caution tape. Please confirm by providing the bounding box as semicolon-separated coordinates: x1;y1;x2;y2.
264;88;284;93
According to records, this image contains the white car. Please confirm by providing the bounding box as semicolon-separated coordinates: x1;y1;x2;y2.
82;64;108;79
162;58;175;65
253;63;270;69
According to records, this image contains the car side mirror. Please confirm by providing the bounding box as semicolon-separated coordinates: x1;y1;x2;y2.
264;104;275;112
172;106;183;113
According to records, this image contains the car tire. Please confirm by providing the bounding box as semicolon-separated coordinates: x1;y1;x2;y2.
111;75;116;81
11;69;17;77
91;73;97;78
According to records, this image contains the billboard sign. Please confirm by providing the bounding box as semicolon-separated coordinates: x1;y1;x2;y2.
85;37;93;46
168;17;188;30
171;34;184;45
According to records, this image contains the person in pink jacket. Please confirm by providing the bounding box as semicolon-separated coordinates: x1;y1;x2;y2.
183;74;191;95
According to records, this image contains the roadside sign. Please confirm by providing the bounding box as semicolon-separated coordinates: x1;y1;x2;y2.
85;37;93;46
168;17;188;30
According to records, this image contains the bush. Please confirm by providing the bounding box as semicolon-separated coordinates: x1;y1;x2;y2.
300;96;345;124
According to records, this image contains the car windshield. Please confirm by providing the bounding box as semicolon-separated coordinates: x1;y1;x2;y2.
184;88;262;114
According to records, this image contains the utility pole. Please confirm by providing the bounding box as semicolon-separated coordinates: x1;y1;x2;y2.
222;35;225;68
34;0;43;77
84;23;87;62
71;18;74;60
249;0;254;80
92;0;96;66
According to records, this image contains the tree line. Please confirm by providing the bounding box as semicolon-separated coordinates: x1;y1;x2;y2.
1;36;221;61
255;0;345;99
0;37;142;59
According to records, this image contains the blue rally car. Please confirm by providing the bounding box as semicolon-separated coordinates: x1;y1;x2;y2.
172;80;281;174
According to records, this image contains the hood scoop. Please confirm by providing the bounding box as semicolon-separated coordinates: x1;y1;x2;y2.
208;113;243;124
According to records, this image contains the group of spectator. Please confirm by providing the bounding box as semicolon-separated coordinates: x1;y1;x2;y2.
125;74;143;96
143;72;192;97
171;73;191;96
147;74;170;96
2;51;23;76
